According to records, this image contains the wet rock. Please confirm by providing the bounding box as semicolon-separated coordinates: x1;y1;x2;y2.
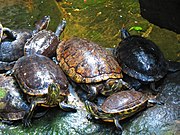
123;71;180;135
139;0;180;34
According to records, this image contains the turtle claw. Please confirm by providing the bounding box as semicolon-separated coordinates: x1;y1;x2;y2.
22;118;32;127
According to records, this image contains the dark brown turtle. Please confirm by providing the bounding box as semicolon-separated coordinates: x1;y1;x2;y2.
0;74;49;124
56;37;131;100
113;27;180;90
0;74;29;123
0;16;50;71
85;90;163;133
24;18;66;58
8;54;76;126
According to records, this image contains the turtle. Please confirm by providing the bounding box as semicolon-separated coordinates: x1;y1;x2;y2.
24;18;66;58
85;90;163;133
0;74;49;124
0;74;29;123
0;16;50;71
7;54;76;127
56;37;131;101
113;27;180;90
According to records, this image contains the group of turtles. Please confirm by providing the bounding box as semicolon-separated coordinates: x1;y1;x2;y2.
0;16;179;133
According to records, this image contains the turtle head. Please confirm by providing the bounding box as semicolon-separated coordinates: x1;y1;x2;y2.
120;26;130;40
85;100;99;117
85;100;110;120
34;16;50;33
47;83;62;105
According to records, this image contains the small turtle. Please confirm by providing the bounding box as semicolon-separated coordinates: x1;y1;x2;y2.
0;74;49;124
0;74;29;123
57;37;131;100
24;18;66;58
113;28;180;90
0;16;50;71
8;54;76;126
85;90;163;133
0;30;31;71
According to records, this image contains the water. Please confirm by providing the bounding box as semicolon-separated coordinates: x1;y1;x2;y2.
0;0;179;61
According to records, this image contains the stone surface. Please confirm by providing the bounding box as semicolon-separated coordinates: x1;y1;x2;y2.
139;0;180;34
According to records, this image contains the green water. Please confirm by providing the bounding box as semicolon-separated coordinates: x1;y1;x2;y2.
0;0;179;61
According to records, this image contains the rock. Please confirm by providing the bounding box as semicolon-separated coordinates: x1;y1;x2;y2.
123;71;180;135
139;0;180;34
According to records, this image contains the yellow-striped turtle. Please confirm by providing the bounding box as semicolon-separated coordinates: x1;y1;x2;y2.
0;74;48;124
57;37;131;100
8;54;76;126
0;74;29;123
85;90;163;133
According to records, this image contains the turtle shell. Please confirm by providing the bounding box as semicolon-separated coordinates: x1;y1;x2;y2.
12;54;69;96
24;30;59;58
57;37;122;83
0;30;31;71
114;35;168;82
0;74;29;121
101;90;147;114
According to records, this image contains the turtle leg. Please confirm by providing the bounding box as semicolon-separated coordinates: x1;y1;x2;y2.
81;84;98;101
114;117;123;133
148;99;164;106
123;74;142;90
59;101;77;112
33;109;49;118
2;61;16;71
120;79;133;89
2;120;14;125
23;101;37;127
23;100;45;127
55;19;66;37
150;82;164;93
103;79;133;96
5;68;15;76
87;86;98;101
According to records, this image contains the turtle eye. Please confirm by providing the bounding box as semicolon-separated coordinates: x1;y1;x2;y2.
49;83;60;93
